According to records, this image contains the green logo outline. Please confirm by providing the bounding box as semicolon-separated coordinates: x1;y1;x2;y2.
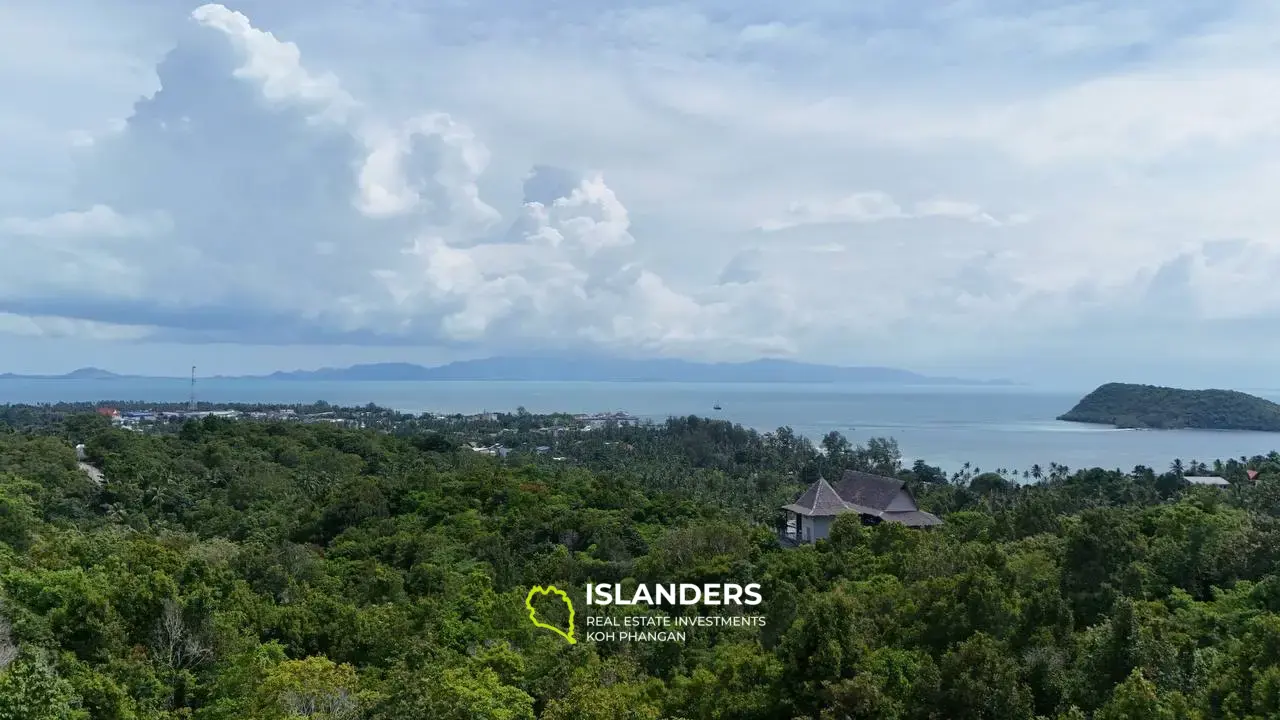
525;585;576;644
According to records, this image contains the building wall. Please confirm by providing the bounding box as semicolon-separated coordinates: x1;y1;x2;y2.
811;516;833;541
798;515;835;542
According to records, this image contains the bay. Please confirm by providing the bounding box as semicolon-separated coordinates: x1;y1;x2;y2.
3;378;1280;474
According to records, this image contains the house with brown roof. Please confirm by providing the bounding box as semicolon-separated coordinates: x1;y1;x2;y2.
781;470;942;543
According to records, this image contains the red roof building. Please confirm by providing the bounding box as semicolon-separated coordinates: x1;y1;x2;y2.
1247;469;1259;481
96;407;119;417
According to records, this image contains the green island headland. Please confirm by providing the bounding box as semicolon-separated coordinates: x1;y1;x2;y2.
1058;382;1280;431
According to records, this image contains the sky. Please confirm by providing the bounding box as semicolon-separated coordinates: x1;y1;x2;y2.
2;0;1279;387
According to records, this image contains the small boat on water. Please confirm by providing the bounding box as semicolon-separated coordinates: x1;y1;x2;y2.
713;403;722;411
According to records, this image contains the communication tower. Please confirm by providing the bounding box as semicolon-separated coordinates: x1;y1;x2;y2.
189;366;197;411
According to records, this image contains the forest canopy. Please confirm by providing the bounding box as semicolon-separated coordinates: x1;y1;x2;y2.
0;402;1279;718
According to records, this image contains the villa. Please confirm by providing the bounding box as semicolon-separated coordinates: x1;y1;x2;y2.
781;469;942;543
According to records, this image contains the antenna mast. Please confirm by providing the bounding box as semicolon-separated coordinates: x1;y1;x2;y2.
189;366;197;411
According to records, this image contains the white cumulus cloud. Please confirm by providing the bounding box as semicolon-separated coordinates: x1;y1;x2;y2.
0;3;794;361
5;0;1280;382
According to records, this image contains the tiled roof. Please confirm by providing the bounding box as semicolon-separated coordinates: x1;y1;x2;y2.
833;470;909;511
783;470;941;526
880;510;943;527
784;476;850;516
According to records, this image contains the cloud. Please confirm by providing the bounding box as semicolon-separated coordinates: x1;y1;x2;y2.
0;205;169;238
6;0;1280;379
758;192;1024;231
716;248;764;285
189;4;356;122
0;3;793;360
0;312;154;341
1135;239;1280;321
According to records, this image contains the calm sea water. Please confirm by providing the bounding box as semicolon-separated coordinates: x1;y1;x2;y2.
4;378;1280;475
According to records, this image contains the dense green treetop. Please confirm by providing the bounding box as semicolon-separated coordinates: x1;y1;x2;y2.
1058;382;1280;431
1;402;1280;717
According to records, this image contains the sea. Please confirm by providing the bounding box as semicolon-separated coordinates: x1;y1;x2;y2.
3;378;1280;475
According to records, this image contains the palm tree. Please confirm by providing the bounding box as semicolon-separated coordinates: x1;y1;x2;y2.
1030;464;1043;480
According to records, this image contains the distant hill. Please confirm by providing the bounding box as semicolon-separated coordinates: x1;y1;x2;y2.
1058;382;1280;431
256;362;433;381
0;357;1014;385
241;357;1013;385
0;367;124;380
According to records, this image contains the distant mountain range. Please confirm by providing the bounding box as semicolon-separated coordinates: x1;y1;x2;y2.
1;357;1013;385
0;367;124;380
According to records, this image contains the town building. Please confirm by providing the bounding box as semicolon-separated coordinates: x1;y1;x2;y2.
468;443;511;458
1184;475;1230;487
781;470;942;544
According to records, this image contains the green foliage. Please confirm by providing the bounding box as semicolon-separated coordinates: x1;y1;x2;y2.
1059;382;1280;431
371;666;534;720
0;475;39;551
252;656;366;719
0;404;1279;717
1094;668;1189;720
0;648;87;720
